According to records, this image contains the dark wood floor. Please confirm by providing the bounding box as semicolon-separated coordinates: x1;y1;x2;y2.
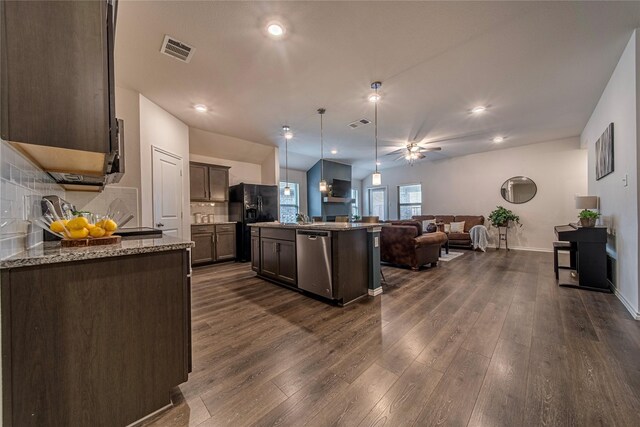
145;249;640;427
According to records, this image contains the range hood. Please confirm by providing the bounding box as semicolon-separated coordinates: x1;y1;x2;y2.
10;119;124;192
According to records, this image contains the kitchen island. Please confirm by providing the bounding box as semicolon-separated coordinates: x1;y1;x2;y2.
1;236;193;427
249;222;384;305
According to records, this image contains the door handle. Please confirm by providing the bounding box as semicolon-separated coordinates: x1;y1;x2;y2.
308;235;317;240
156;223;164;227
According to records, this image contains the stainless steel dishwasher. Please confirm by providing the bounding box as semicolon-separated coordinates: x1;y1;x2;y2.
296;230;334;298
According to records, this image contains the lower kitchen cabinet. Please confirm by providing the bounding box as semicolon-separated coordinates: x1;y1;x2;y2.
1;249;191;426
260;237;296;286
192;232;215;264
251;230;261;272
191;224;236;266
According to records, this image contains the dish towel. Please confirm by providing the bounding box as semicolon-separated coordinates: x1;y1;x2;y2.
469;225;489;252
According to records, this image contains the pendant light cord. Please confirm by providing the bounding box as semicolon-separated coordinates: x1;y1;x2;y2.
318;108;325;182
285;134;288;186
374;88;378;174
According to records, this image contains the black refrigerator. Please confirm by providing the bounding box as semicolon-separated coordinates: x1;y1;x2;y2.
229;183;279;262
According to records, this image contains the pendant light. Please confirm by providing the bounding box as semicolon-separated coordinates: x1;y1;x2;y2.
371;81;382;186
318;108;328;192
283;126;292;196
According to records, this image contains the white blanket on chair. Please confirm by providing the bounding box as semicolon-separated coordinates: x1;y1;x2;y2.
469;225;489;252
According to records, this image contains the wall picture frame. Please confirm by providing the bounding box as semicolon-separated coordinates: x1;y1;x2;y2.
595;122;614;181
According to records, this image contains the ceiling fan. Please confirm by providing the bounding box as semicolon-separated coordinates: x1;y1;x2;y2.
386;142;442;164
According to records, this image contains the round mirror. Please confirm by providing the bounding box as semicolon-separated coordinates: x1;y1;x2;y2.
500;176;537;204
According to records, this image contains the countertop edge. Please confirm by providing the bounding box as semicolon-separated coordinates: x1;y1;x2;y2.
1;241;195;270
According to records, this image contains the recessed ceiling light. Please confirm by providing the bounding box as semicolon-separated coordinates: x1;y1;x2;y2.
368;93;381;103
194;104;208;112
331;149;337;154
266;22;285;38
471;105;487;114
492;136;505;143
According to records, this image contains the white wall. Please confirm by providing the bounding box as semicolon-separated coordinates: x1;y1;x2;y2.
261;148;279;185
581;30;639;318
139;95;190;239
280;167;308;215
364;138;587;252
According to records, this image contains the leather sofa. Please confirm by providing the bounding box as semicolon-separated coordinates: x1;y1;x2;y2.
413;215;485;248
380;220;448;270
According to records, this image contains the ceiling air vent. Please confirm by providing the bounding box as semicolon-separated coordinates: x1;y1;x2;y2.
160;35;195;63
348;118;371;129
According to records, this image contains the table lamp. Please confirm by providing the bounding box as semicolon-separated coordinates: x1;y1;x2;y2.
575;196;599;210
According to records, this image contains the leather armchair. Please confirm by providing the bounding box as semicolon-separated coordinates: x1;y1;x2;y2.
381;221;448;270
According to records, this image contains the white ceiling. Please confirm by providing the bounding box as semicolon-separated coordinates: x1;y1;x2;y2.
115;1;640;179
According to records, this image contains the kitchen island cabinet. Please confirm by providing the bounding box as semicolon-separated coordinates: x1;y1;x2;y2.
0;236;193;427
249;223;384;305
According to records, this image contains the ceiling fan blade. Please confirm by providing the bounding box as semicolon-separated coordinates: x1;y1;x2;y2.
417;147;442;152
416;153;426;159
394;154;407;161
386;148;405;156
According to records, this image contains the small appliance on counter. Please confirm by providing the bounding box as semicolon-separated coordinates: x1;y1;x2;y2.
114;227;163;240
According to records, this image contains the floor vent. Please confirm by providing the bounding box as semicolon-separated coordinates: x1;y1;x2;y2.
160;35;195;63
348;118;371;129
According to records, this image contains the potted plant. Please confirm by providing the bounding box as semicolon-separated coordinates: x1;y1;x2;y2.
488;206;521;228
578;209;600;227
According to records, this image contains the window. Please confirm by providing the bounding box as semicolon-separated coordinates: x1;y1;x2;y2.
368;187;387;221
351;189;359;218
279;182;299;223
398;184;422;219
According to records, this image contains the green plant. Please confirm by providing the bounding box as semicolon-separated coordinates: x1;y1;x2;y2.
488;206;521;227
352;214;361;222
578;209;600;220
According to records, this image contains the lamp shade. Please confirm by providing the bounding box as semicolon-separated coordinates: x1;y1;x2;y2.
575;196;599;209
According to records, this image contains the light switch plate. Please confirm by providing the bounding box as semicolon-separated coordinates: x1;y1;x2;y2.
623;174;628;187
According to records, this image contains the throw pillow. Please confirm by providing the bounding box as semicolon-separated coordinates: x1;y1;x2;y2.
450;221;465;233
422;219;436;230
444;223;451;233
425;223;437;233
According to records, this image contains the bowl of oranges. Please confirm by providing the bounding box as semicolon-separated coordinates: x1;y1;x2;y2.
38;199;122;247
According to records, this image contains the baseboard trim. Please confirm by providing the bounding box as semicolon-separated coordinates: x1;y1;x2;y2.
126;403;173;427
368;287;383;296
611;284;640;320
485;244;553;253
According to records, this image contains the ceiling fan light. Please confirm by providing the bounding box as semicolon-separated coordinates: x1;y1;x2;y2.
410;145;419;152
405;154;411;160
372;172;382;186
319;179;328;192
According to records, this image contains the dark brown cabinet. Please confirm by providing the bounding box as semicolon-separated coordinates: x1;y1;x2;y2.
251;230;261;272
1;249;191;426
260;237;296;286
189;162;229;202
190;164;210;201
191;232;215;264
191;224;236;265
1;0;115;153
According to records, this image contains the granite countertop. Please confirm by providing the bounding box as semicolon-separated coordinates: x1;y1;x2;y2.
191;221;237;225
0;235;194;269
249;221;386;231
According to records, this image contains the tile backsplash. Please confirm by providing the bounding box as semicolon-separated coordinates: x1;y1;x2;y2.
0;140;65;259
190;202;229;223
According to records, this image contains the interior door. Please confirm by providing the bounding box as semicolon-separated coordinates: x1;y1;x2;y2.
152;148;183;238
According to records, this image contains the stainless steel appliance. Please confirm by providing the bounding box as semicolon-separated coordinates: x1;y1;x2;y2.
296;230;334;298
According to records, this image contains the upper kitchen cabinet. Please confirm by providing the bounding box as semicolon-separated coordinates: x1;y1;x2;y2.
0;0;123;189
189;162;230;202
